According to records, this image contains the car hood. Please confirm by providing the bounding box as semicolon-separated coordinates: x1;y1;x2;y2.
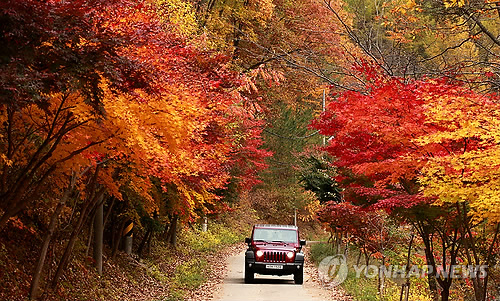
253;242;298;251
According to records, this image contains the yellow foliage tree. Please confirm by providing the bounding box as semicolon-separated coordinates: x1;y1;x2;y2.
417;83;500;223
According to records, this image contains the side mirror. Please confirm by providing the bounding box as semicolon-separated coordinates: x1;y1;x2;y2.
300;240;306;246
245;237;251;244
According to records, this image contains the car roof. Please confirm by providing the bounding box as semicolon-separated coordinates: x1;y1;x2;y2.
253;224;298;230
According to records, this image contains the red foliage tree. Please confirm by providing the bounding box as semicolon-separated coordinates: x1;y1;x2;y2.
310;64;499;300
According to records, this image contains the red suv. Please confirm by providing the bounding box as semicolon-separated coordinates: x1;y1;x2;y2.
244;224;306;284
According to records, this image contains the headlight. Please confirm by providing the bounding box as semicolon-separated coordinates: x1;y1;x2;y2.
256;250;264;257
287;251;295;259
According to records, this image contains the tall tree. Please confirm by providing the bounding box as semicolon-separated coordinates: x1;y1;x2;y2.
312;65;500;300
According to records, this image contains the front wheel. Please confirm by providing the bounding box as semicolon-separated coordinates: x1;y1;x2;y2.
244;264;254;283
294;266;303;284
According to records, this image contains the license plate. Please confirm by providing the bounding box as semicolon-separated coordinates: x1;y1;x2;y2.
266;264;283;270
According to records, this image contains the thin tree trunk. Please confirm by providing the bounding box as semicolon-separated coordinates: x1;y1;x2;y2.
146;229;153;255
400;233;414;301
363;248;370;266
166;215;178;247
51;198;98;286
335;229;340;254
356;249;363;265
441;286;450;301
85;221;94;257
137;228;152;259
417;223;439;299
480;222;500;301
378;256;386;300
102;197;115;229
51;166;103;288
112;220;126;259
29;173;76;299
162;221;170;241
343;233;349;256
29;201;64;298
93;196;103;275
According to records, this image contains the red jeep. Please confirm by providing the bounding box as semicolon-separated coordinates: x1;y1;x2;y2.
244;224;306;284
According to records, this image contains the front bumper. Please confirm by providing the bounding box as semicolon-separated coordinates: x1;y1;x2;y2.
247;261;303;275
245;250;304;276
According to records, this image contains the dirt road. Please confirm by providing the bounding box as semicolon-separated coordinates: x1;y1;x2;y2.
213;251;334;301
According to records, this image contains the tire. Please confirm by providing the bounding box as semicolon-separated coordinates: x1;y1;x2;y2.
244;264;254;283
294;266;303;284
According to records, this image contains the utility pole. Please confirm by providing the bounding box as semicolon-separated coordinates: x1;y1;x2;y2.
294;208;297;226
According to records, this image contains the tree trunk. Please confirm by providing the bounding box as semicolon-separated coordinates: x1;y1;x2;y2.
166;215;178;247
146;229;153;255
363;248;370;267
85;220;94;257
51;183;104;288
162;221;170;241
137;228;152;259
93;197;104;275
441;285;450;301
29;204;64;299
112;219;126;259
343;234;349;256
335;230;340;254
356;249;363;266
29;173;76;299
400;233;414;301
102;197;115;229
378;256;386;300
418;225;439;299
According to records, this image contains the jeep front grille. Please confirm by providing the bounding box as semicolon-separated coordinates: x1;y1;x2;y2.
263;251;286;262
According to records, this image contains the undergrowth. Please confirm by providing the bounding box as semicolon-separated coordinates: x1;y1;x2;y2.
173;258;208;290
180;223;244;253
0;216;248;301
309;243;433;301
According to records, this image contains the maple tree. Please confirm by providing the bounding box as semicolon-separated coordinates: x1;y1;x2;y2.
0;0;166;229
0;0;274;298
5;0;500;300
312;64;500;300
318;202;394;260
0;0;271;224
416;80;500;301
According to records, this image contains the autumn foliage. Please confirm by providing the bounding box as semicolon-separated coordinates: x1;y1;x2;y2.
2;0;500;299
313;65;500;220
313;63;500;300
0;0;274;298
0;0;270;224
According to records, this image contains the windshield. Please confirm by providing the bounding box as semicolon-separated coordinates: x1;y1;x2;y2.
253;228;298;243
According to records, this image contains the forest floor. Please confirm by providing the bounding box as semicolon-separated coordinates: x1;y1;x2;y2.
0;210;335;301
0;216;244;301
